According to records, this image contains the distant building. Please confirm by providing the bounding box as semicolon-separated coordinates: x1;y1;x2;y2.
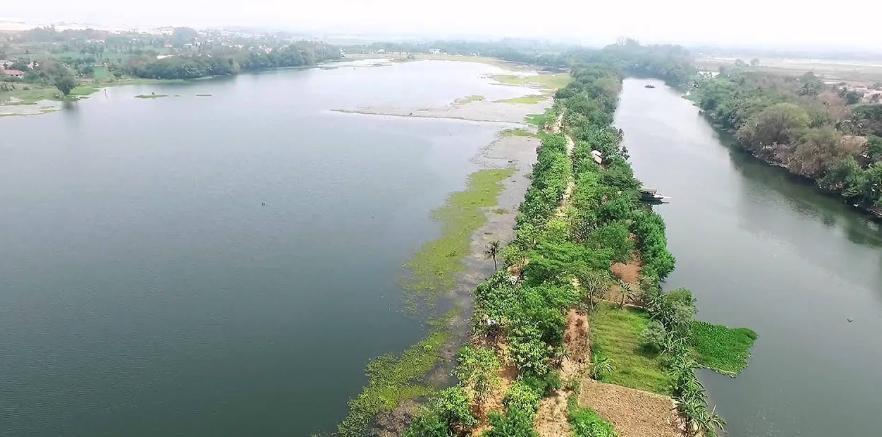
2;69;25;79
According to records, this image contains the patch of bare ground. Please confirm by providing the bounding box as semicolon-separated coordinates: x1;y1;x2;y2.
535;389;572;437
373;400;422;437
561;309;590;381
471;361;518;435
578;379;681;437
607;255;643;306
611;257;641;285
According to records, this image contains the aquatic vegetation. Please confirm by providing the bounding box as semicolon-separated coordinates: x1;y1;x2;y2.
500;127;536;137
337;329;450;437
454;94;486;105
497;94;547;104
525;113;550;127
690;321;758;376
404;167;515;295
492;73;571;91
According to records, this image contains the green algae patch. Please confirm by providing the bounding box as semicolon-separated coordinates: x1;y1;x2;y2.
454;94;485;105
336;320;452;437
690;321;757;376
501;127;536;137
135;94;169;99
496;94;548;104
526;112;552;127
492;73;571;91
405;167;515;296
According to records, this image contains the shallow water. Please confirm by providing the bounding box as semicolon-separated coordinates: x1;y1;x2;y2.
0;61;535;436
616;78;882;437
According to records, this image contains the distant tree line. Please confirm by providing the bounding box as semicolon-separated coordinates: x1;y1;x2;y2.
357;38;696;87
121;42;341;80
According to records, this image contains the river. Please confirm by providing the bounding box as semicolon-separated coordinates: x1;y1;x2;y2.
0;60;537;436
616;78;882;437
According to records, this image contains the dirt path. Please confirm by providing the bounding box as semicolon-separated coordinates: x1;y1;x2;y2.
551;111;576;219
534;309;590;437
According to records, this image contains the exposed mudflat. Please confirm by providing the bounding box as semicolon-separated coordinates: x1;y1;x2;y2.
333;97;549;124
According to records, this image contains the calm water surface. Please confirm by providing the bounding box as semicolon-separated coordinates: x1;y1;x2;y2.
616;78;882;437
0;61;534;436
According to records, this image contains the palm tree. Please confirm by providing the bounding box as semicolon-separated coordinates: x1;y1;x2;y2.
485;240;501;271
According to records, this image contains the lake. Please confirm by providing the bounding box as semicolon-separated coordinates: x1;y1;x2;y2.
616;78;882;437
0;60;536;436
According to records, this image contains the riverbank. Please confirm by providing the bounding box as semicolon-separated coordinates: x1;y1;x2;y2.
335;60;560;436
690;70;882;221
0;77;187;116
693;112;882;221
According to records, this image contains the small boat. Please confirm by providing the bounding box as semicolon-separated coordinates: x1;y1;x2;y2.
644;84;656;89
640;188;670;204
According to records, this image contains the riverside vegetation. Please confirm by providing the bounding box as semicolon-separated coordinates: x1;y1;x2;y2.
692;68;882;217
2;27;340;105
394;61;756;437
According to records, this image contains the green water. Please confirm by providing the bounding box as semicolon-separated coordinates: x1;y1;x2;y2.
616;78;882;437
0;61;535;436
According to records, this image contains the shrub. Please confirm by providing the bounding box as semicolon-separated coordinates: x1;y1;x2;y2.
569;406;619;437
454;346;501;402
521;370;562;396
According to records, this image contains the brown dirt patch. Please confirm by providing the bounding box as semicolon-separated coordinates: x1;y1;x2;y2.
469;336;518;434
578;378;681;437
561;309;590;381
611;258;641;284
535;389;572;437
536;310;588;437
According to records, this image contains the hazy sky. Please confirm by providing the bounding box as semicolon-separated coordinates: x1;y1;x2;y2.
4;0;882;49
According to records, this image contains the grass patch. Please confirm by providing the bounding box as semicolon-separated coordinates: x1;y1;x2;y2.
336;328;450;437
492;73;571;91
525;113;550;127
454;94;485;105
500;127;536;138
405;167;515;295
496;94;547;104
590;303;672;395
0;86;59;105
690;321;758;376
135;94;169;99
69;85;99;97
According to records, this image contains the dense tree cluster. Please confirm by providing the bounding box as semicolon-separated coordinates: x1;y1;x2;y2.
122;42;341;79
693;69;882;212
